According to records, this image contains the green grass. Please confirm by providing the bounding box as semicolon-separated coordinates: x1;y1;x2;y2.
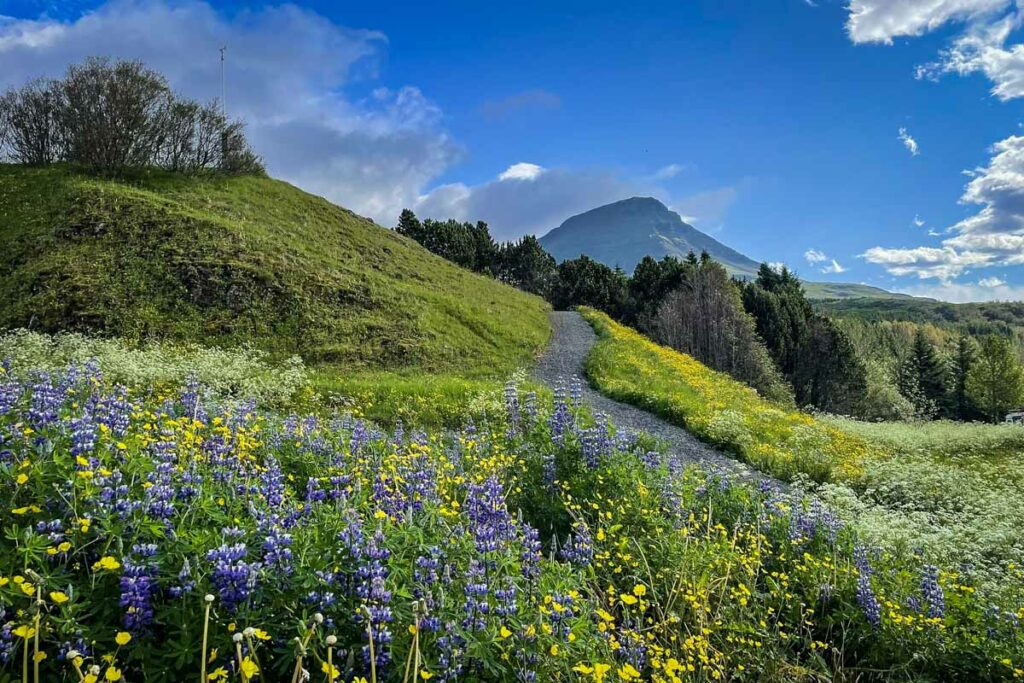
0;164;550;377
312;369;551;430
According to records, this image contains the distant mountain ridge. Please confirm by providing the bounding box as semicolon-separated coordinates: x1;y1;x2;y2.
539;196;761;276
539;197;913;300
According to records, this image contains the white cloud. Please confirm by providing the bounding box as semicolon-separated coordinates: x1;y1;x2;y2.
804;248;828;263
978;275;1007;285
415;165;650;241
497;162;545;181
916;13;1024;100
653;163;685;180
864;134;1024;279
846;0;1010;44
821;259;848;274
415;163;735;241
898;127;920;156
894;279;1024;301
0;0;459;225
913;214;926;227
671;186;738;227
767;261;787;272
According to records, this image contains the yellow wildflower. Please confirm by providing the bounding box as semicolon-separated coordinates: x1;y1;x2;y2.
93;556;121;571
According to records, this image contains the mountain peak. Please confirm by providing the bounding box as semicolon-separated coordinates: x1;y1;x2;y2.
539;198;759;275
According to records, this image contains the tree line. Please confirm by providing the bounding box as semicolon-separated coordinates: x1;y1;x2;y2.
0;57;263;176
395;209;879;416
837;317;1024;423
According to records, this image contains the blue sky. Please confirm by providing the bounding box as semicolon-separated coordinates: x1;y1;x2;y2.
3;0;1024;301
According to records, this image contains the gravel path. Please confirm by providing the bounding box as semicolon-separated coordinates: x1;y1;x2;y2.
534;311;785;488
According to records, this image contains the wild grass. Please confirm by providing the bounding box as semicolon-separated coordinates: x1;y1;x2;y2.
0;164;551;377
312;368;551;430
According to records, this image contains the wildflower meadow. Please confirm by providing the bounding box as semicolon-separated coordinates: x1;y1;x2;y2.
1;353;1022;682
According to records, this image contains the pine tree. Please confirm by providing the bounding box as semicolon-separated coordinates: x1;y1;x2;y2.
949;334;979;420
897;329;949;419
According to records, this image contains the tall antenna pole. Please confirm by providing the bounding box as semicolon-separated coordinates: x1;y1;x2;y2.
219;45;227;117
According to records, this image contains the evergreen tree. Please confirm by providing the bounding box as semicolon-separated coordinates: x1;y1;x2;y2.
496;235;557;297
967;335;1024;423
896;329;949;419
548;256;629;316
949;334;980;420
627;255;691;327
741;263;867;415
396;208;422;239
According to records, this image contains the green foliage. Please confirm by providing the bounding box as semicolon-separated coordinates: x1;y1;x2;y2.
968;334;1024;422
0;165;550;377
495;234;557;297
895;329;950;419
742;265;868;415
312;369;551;430
0;328;308;406
650;257;793;405
548;256;629;316
815;296;1024;343
2;362;1021;681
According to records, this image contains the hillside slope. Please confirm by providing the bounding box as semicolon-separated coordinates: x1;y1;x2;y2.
0;165;550;375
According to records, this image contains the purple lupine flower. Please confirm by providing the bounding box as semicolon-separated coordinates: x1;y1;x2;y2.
95;385;132;436
854;547;881;627
69;412;97;459
262;528;294;576
120;548;159;633
437;626;467;682
169;559;196;598
548;386;572;447
541;454;557;489
349;419;370;455
462;559;490;632
28;374;62;428
465;477;515;554
560;521;593;567
0;374;21;416
569;377;583;408
178;374;208;422
206;541;258;611
920;565;945;619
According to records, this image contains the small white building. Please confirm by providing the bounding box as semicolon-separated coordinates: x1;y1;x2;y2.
1006;408;1024;424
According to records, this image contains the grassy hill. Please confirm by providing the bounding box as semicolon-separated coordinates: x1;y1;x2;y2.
801;281;916;300
0;165;550;376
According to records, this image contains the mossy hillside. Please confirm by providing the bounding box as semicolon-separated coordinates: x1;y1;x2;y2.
0;165;550;376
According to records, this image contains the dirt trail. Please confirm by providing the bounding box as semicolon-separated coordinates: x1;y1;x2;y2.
534;310;785;488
